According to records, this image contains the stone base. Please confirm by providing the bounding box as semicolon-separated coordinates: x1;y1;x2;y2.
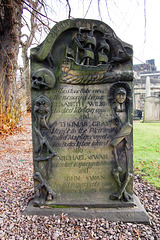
23;195;149;224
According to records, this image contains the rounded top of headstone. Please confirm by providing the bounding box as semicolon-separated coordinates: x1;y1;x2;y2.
31;18;132;62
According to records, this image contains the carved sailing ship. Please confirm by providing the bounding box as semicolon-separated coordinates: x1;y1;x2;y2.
97;34;110;65
61;28;112;83
61;27;133;85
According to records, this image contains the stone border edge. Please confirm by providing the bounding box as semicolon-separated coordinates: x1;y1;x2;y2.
22;195;150;224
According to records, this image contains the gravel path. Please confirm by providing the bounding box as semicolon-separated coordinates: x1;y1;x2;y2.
0;113;159;239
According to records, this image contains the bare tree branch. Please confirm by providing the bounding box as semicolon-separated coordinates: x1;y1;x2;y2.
66;0;71;18
23;6;51;31
84;0;92;18
97;0;102;21
105;0;114;24
21;15;31;31
21;0;57;24
37;0;50;26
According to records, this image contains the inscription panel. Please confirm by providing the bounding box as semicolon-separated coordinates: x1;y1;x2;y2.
46;84;123;203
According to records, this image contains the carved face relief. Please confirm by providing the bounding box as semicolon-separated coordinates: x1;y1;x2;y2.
31;68;56;90
115;87;127;104
34;95;51;128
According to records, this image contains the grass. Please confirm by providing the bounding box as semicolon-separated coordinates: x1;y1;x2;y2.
133;121;160;189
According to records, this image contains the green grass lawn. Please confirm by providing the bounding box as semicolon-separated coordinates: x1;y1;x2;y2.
133;121;160;189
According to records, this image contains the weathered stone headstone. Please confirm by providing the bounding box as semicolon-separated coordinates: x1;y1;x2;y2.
144;76;160;122
29;19;149;222
144;96;160;122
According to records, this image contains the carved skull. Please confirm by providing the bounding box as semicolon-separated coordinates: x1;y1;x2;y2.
31;68;56;90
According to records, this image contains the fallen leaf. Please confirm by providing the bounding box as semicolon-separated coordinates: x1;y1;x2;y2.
134;228;140;237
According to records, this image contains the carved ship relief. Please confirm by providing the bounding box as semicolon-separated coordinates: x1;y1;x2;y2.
61;27;133;85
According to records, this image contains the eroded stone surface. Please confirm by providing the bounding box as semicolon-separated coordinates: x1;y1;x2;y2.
30;19;133;207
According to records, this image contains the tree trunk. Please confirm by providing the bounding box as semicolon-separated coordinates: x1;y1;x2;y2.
21;44;30;110
0;0;23;104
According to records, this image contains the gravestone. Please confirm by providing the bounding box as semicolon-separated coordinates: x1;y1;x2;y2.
144;76;160;122
29;19;149;222
144;96;160;122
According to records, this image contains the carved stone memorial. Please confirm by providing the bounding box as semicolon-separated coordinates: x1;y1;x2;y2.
29;19;149;222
